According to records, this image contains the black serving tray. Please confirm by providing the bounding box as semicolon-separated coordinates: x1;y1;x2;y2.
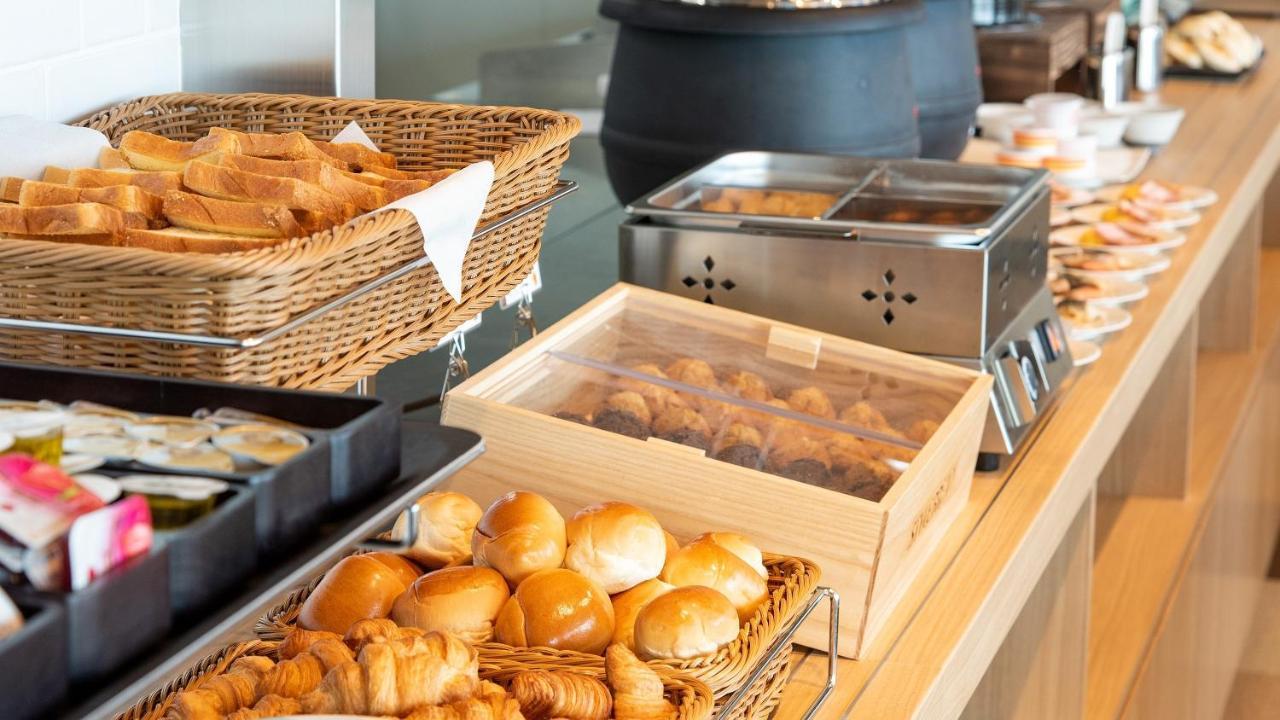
1166;48;1264;82
154;482;257;619
0;596;69;720
0;361;402;552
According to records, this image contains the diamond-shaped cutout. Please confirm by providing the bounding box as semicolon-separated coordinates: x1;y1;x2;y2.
703;294;714;304
883;308;895;325
861;290;878;301
883;269;896;285
902;292;917;304
720;279;735;291
682;276;697;288
703;256;715;271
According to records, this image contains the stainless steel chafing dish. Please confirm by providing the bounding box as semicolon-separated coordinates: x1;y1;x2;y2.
619;151;1073;461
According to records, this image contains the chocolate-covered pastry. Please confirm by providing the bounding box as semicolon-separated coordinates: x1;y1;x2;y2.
728;397;793;435
766;435;832;486
665;358;718;391
714;422;764;468
839;401;914;462
619;363;688;416
651;406;712;451
593;391;652;440
723;370;773;402
787;386;836;420
826;435;897;501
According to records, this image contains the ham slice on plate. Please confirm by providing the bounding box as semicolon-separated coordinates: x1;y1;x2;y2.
1136;179;1178;203
1118;199;1160;224
1092;222;1151;246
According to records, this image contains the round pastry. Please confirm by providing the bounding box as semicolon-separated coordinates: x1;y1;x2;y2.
610;578;675;652
841;461;896;502
593;391;652;440
714;422;764;469
766;435;833;486
494;568;614;654
391;491;483;569
620;364;687;416
391;566;510;643
633;586;740;660
905;418;940;445
722;370;772;402
664;358;718;390
365;552;423;588
565;502;667;593
298;555;410;634
662;530;680;569
472;491;567;587
661;538;769;622
1165;33;1203;69
786;386;835;419
1194;35;1242;73
692;531;767;578
650;406;713;451
839;401;914;462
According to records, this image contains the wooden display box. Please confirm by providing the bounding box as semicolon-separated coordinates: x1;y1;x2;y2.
441;284;992;658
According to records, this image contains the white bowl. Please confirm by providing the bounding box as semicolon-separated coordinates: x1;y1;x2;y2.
1112;102;1185;146
1080;113;1130;148
976;103;1034;144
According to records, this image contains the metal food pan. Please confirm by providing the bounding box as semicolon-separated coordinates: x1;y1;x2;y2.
0;361;402;548
0;596;69;720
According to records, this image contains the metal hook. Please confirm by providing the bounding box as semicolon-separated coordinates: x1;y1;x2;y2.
510;293;538;348
440;332;470;397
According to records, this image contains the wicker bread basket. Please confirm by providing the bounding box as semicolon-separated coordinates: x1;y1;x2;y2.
0;93;580;391
256;554;821;718
115;639;714;720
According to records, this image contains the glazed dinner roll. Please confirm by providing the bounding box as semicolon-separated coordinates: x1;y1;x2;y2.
494;568;615;654
391;491;483;569
693;532;767;578
298;555;410;634
565;501;667;593
634;586;739;660
472;491;567;586
661;538;769;622
663;530;680;569
390;566;510;643
610;578;675;652
365;551;424;588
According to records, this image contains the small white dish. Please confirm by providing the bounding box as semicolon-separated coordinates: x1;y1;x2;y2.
1051;247;1172;281
1070;340;1102;367
1080;111;1130;148
1050;207;1073;227
1097;183;1218;211
61;453;105;474
138;444;235;474
63;434;158;461
211;424;309;467
1051;184;1096;208
0;430;11;453
1112;102;1186;146
126;417;219;447
1083;279;1149;306
1070;203;1201;230
1051;224;1186;254
1060;305;1133;341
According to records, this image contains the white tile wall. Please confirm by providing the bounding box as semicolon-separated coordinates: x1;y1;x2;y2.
0;0;181;122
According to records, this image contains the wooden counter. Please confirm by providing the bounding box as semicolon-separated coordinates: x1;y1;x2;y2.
778;17;1280;720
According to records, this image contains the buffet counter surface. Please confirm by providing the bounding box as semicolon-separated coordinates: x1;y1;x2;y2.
778;16;1280;720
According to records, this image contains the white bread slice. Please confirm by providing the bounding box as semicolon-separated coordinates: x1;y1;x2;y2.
66;167;183;196
200;128;347;169
18;182;164;227
162;191;302;239
348;171;432;200
98;147;131;169
362;165;455;183
0;202;134;242
318;141;397;170
120;130;241;172
183;160;353;220
123;227;286;254
0;177;23;203
43;166;72;183
219;155;388;211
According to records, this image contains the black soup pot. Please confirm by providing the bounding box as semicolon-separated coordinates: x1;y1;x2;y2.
906;0;983;159
600;0;925;204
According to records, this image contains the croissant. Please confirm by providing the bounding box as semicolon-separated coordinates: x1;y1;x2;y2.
404;681;525;720
606;645;676;720
224;694;303;719
258;638;354;699
279;627;342;659
300;631;480;715
164;655;276;719
510;670;611;720
345;617;425;653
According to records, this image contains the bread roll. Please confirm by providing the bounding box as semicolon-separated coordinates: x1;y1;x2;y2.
494;568;614;654
661;538;768;623
565;502;667;594
610;578;675;652
663;530;679;570
473;491;567;586
692;532;767;578
391;566;510;643
298;555;410;634
633;586;739;660
392;491;483;569
366;552;423;588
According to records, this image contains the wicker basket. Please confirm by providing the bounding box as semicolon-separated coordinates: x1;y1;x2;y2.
115;640;714;720
0;93;580;391
256;554;821;714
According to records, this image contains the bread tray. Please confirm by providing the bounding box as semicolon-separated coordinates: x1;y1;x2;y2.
0;180;575;350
